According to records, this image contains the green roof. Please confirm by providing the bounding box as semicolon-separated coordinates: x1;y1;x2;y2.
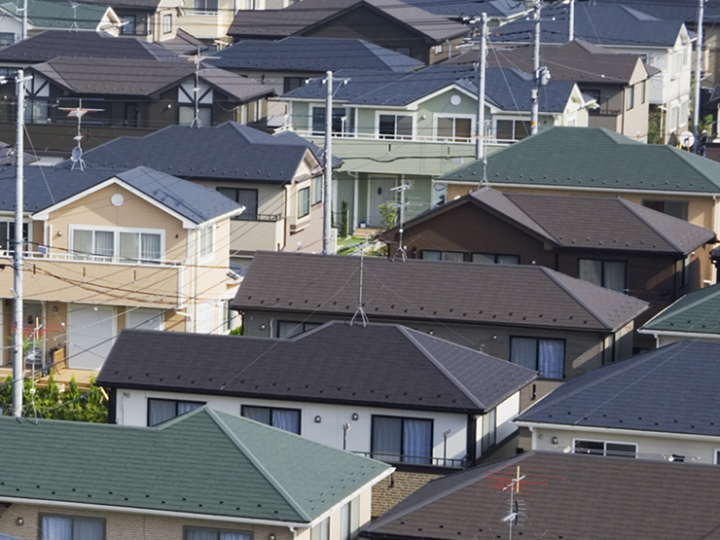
0;408;389;523
640;283;720;335
0;0;113;29
438;127;720;195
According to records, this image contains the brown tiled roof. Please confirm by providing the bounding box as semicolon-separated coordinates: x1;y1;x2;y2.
231;252;649;332
362;451;720;540
228;0;468;42
98;321;537;413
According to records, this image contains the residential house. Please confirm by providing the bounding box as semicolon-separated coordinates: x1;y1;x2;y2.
361;451;720;540
516;340;720;465
0;165;243;370
491;3;693;142
209;37;423;126
438;126;720;287
280;64;592;229
78;0;184;44
0;408;392;540
380;187;716;349
231;251;649;382
227;0;469;65
639;282;720;346
0;0;121;45
478;39;652;141
97;321;537;514
0;57;274;158
74;122;334;264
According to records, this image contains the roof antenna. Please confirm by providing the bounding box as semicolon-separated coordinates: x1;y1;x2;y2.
350;243;369;327
181;47;219;128
69;0;79;31
391;183;410;262
22;317;43;425
59;98;102;171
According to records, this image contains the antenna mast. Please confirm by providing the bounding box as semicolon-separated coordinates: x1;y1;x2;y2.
350;246;369;327
59;98;103;171
390;183;410;262
502;466;526;540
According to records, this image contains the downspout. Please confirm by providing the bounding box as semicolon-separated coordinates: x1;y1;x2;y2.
288;526;296;540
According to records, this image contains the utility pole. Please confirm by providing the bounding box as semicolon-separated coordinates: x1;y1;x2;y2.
693;0;705;139
20;0;27;41
13;69;27;418
323;70;334;255
568;0;574;42
531;0;541;135
475;12;488;161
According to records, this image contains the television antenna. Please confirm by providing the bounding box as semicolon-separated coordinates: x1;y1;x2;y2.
350;244;369;327
390;183;411;262
59;98;103;171
181;47;219;128
69;0;79;31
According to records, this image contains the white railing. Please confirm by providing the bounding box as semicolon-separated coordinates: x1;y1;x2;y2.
281;126;518;146
0;250;185;267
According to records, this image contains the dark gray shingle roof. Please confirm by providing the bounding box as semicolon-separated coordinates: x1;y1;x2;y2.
73;122;331;183
517;340;720;437
283;65;578;113
399;0;527;20
362;451;720;540
211;37;423;73
591;0;720;26
231;252;648;332
98;321;537;413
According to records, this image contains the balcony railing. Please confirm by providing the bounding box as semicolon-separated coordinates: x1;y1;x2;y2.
0;250;185;267
590;109;621;117
354;451;468;468
232;213;285;222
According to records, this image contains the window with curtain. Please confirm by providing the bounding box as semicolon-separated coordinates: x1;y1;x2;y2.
378;114;413;140
72;228;163;263
436;116;472;142
41;515;104;540
242;405;301;434
578;259;627;293
371;416;432;464
495;119;531;141
510;337;565;379
186;528;251;540
147;398;204;426
217;188;259;220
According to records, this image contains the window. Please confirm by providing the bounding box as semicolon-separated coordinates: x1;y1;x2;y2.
277;320;321;338
0;221;29;253
185;528;250;540
147;399;203;426
217;188;258;220
495;119;531;141
41;515;104;540
120;14;136;34
378;114;413;140
179;105;212;127
312;176;323;205
192;0;218;13
340;498;360;540
578;259;627;293
0;32;15;47
640;81;646;104
163;13;172;33
298;186;310;218
626;85;634;111
510;337;565;379
312;106;355;136
436;116;473;142
72;228;162;263
680;254;692;288
199;225;214;259
371;415;432;464
421;250;465;262
642;200;688;221
480;408;496;453
574;439;637;458
25;98;49;124
311;519;329;540
472;253;520;265
242;405;301;434
283;77;305;94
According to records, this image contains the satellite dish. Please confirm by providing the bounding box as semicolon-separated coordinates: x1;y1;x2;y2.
680;130;695;149
70;145;85;171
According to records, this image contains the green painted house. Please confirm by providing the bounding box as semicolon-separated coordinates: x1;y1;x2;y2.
0;407;391;540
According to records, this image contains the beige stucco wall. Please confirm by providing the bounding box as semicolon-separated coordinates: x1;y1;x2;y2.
371;471;440;517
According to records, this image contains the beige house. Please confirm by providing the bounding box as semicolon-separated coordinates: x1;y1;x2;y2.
0;166;243;371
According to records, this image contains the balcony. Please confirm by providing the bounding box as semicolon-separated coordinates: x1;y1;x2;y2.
0;250;185;307
354;451;468;470
229;215;286;253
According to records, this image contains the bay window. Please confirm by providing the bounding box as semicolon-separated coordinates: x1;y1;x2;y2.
378;114;413;140
510;337;565;379
371;415;432;464
72;227;163;263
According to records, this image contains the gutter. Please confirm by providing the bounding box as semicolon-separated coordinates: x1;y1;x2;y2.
636;328;720;340
517;421;720;443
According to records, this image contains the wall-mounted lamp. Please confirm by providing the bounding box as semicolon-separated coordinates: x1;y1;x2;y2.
268;534;276;540
16;518;23;526
351;413;359;421
259;324;267;331
551;436;559;445
314;415;322;423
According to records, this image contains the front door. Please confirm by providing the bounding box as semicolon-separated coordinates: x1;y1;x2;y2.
368;177;397;227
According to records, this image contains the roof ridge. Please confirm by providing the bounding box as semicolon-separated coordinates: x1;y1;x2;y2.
206;408;312;522
493;192;560;244
667;146;720;189
539;267;613;329
617;198;683;252
398;326;487;410
644;285;720;328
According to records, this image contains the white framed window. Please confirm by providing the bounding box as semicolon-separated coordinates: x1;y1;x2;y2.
199;224;214;259
0;221;30;253
71;226;164;263
179;105;212;126
162;13;172;33
434;114;474;142
573;438;637;458
626;85;635;111
311;106;355;136
41;515;104;540
298;186;310;218
311;518;329;540
377;113;413;140
191;0;218;13
312;175;323;205
495;118;531;141
185;528;250;540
